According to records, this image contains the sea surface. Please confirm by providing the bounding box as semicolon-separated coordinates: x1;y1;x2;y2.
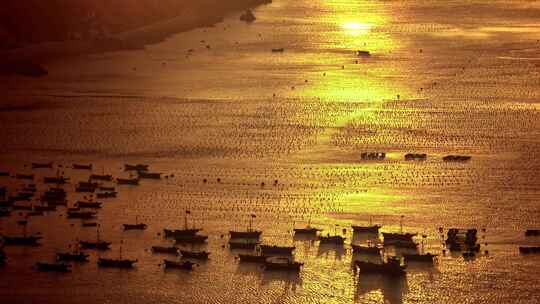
1;0;540;303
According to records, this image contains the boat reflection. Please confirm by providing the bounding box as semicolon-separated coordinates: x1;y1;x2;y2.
260;270;302;291
354;273;408;304
317;243;345;260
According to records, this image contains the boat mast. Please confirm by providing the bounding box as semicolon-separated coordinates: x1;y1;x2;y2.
185;210;190;230
249;214;256;232
400;215;404;234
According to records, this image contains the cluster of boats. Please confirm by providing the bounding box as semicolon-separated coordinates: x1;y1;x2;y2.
359;152;472;162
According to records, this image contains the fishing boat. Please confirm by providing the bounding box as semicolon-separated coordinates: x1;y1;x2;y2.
97;192;117;198
259;245;295;256
519;246;540;254
403;253;437;262
230;214;262;239
123;223;147;230
180;250;210;260
3;235;42;246
35;262;71;272
229;239;259;250
405;153;427;161
82;222;98;227
78;182;100;189
356;50;371;57
355;256;406;276
238;253;267;263
163;259;195;270
525;230;540;236
0;171;9;176
76;201;102;209
352;244;381;255
264;257;303;272
137;172;161;179
117;178;139;185
75;186;96;193
352;225;381;234
98;257;137;268
442;155;471;162
57;241;89;262
32;162;53;169
151;246;179;255
382;232;416;242
318;235;345;245
90;174;113;181
73;164;92;170
79;240;111;250
293;227;321;235
43;176;69;184
124;164;148;172
271;48;285;53
67;211;96;219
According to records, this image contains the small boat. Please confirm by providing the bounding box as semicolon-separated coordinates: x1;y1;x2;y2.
351;244;381;255
98;186;115;191
238;253;267;263
16;174;34;180
43;176;69;184
264;257;303;272
360;152;385;160
78;182;99;189
76;201;102;209
525;230;540;236
318;235;345;245
3;235;42;246
137;172;161;179
355;256;406;276
73;164;92;170
180;250;210;260
117;178;139;185
352;225;381;234
32;162;53;169
356;50;371;57
82;222;98;227
229;231;262;239
124;164;148;172
229;239;259;250
67;211;96;219
239;10;256;22
404;153;427;161
259;245;295;256
97;192;117;198
123;223;147;230
293;227;321;235
442;155;471;162
0;171;9;176
519;246;540;254
57;252;89;262
90;174;113;181
174;234;208;244
75;186;96;193
35;262;71;272
403;253;437;263
163;259;195;270
79;240;111;250
98;257;137;268
151;246;179;255
271;48;284;53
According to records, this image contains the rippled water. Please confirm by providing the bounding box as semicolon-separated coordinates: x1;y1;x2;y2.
2;0;540;303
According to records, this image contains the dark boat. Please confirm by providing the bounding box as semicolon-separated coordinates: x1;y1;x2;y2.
90;174;113;181
16;174;34;180
3;235;42;246
361;152;385;160
35;262;71;272
137;172;161;179
44;176;69;184
57;252;89;262
75;186;96;193
259;245;295;256
99;186;115;191
164;228;201;238
117;178;139;185
352;225;381;234
78;182;100;189
355;257;406;276
230;231;262;239
382;232;416;242
0;171;9;176
174;234;208;244
405;153;427;161
318;235;345;245
32;162;53;169
73;164;92;170
67;211;96;219
271;48;285;53
264;257;303;272
352;244;381;255
79;240;111;250
163;259;195;270
239;10;256;23
125;164;149;172
151;246;179;255
519;246;540;254
97;192;117;198
229;239;259;250
442;155;471;162
357;50;371;57
82;222;98;227
76;201;102;209
123;223;147;230
98;257;137;268
293;226;321;235
180;250;210;260
525;230;540;236
238;253;267;263
403;253;437;263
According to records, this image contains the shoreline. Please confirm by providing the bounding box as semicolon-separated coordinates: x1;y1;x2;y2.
0;0;271;76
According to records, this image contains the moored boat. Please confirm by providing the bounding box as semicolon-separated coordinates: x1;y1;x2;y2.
56;252;89;262
293;226;321;235
32;162;53;169
259;245;295;256
238;253;267;263
152;246;179;255
175;234;208;244
382;232;416;242
97;191;117;198
229;239;259;250
35;262;71;272
3;235;42;246
79;240;111;250
124;164;149;172
67;211;96;219
123;223;147;230
180;250;210;260
352;244;381;255
90;174;113;181
264;257;303;272
230;230;262;239
163;259;195;270
355;256;406;276
98;257;137;268
76;201;102;209
73;164;92;170
117;178;139;185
